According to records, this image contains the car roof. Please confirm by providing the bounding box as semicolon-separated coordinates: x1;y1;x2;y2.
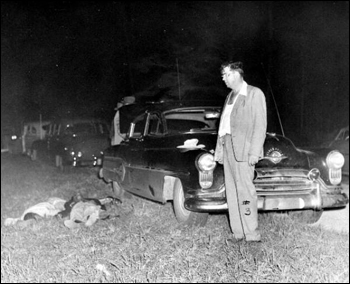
118;100;223;133
119;100;223;118
23;120;51;126
50;117;107;125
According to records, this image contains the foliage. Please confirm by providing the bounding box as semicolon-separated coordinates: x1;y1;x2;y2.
1;154;349;283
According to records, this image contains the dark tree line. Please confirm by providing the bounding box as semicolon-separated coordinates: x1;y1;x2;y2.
1;1;348;145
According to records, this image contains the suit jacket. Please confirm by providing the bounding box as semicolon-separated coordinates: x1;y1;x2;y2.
214;85;267;162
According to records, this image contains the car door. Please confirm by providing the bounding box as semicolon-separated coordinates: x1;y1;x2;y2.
122;112;168;202
121;113;148;195
47;123;62;157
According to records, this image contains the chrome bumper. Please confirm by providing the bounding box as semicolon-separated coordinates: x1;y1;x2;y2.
184;183;349;212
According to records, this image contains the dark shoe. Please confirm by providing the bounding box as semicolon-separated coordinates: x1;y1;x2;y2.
226;237;244;244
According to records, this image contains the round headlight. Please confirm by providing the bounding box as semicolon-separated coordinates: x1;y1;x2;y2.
326;150;345;170
197;153;216;172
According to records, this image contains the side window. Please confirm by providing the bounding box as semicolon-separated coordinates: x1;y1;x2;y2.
42;124;51;136
31;127;37;135
147;113;164;136
50;125;54;135
53;124;61;135
47;124;53;135
129;114;146;139
99;123;109;134
53;124;57;135
336;129;349;141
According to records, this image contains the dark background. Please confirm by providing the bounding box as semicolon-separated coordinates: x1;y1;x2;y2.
1;1;349;146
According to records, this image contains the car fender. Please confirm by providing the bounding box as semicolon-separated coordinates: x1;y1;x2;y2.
163;176;180;201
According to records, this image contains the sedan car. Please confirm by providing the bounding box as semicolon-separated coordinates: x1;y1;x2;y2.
100;100;348;227
31;118;110;169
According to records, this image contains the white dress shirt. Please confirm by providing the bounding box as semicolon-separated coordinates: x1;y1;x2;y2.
218;81;248;137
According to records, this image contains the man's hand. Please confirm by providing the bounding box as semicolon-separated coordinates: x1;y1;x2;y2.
248;155;259;166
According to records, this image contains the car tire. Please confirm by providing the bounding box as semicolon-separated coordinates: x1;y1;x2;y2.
31;149;37;161
173;179;208;227
55;155;64;171
287;209;323;224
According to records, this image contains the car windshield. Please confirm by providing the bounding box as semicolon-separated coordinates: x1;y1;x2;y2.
335;128;349;141
64;123;108;135
164;109;220;134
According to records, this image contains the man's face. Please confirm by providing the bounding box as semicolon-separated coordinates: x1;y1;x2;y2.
221;66;237;89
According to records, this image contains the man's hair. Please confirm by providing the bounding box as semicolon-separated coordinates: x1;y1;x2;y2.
220;61;244;77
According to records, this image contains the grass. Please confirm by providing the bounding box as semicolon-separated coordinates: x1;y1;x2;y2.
1;153;349;283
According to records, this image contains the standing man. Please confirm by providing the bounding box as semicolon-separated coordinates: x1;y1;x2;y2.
215;61;267;242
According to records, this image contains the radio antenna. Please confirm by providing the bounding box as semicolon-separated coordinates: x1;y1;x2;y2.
261;62;285;137
176;58;181;101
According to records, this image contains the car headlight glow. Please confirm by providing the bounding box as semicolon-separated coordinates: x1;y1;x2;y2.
70;150;83;158
197;153;216;172
326;150;345;170
196;153;216;189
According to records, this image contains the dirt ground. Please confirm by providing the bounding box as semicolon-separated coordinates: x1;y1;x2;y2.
311;176;349;234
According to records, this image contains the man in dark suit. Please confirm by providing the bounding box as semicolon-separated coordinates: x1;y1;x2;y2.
215;61;267;242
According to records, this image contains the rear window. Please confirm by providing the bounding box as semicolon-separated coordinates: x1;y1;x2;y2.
64;122;108;135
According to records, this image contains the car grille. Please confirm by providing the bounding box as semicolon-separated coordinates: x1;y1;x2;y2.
254;168;317;192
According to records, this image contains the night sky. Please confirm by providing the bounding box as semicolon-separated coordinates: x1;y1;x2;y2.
1;1;349;146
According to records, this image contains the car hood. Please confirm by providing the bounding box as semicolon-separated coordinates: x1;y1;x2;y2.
258;134;309;168
145;132;309;169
